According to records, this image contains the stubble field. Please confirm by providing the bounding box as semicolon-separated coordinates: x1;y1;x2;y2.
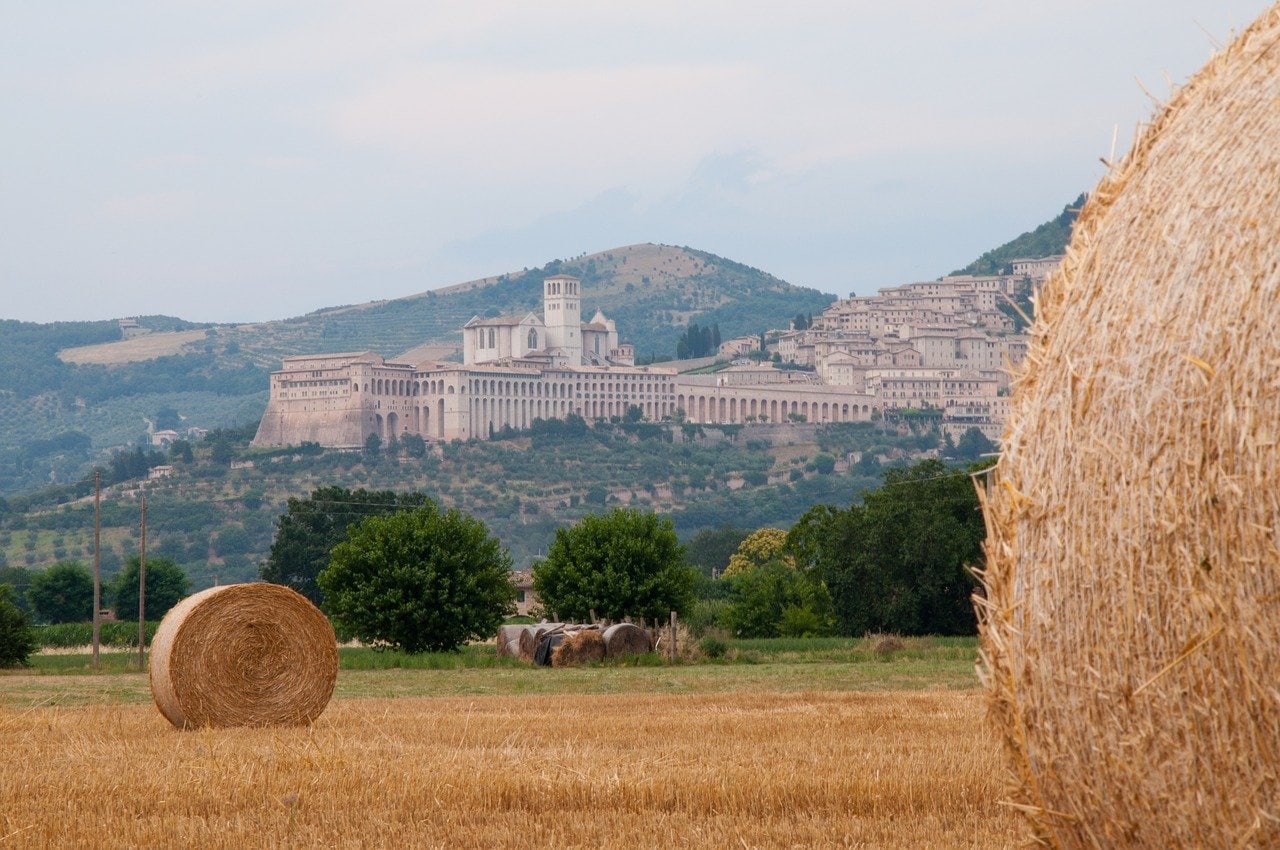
1;655;1022;849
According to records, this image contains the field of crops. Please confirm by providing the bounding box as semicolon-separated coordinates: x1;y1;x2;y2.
0;649;1022;848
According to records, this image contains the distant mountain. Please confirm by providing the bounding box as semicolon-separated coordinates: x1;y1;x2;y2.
0;244;833;494
953;194;1085;276
221;243;834;367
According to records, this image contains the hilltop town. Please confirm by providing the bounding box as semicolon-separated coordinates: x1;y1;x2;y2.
253;257;1057;448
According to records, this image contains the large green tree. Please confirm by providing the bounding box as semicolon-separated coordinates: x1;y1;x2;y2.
318;503;515;653
788;459;988;636
533;508;696;621
26;561;94;624
112;556;190;622
261;486;431;606
0;584;37;667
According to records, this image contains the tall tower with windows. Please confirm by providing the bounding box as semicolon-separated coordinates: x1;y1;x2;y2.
543;274;582;363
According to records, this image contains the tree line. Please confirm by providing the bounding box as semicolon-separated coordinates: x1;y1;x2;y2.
1;457;991;666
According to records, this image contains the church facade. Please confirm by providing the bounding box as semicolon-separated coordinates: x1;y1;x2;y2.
252;274;884;450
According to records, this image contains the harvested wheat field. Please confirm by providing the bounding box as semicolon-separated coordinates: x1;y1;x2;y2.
56;329;209;365
0;689;1018;848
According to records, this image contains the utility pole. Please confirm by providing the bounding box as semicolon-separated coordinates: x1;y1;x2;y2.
138;490;147;671
669;610;678;661
92;471;101;669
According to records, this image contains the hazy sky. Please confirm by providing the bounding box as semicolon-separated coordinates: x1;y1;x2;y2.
1;1;1268;324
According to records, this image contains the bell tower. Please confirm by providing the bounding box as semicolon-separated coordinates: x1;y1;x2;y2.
543;274;582;363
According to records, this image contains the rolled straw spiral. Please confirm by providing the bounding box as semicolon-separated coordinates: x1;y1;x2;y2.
150;583;338;729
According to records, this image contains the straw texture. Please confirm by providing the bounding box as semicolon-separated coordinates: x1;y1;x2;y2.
602;623;651;657
551;628;606;667
978;6;1280;848
150;584;338;729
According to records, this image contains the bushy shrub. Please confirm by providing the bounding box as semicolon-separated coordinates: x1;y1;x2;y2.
699;633;729;659
721;560;834;638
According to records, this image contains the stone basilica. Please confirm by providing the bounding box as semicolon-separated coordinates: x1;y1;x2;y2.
253;273;921;449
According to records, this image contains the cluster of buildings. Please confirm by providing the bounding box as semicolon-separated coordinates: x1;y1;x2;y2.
253;259;1058;449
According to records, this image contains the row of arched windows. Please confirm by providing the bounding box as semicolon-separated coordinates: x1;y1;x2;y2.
674;395;873;425
357;378;457;396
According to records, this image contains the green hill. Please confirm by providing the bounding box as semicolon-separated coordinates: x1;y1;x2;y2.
953;194;1085;276
222;243;832;367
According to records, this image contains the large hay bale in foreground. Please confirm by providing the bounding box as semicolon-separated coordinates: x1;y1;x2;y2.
980;7;1280;847
150;584;337;729
551;629;606;667
602;623;651;657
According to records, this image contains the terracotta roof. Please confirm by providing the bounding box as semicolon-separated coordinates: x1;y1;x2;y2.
465;315;530;327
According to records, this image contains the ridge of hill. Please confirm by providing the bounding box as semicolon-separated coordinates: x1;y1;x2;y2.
223;242;833;368
953;194;1084;276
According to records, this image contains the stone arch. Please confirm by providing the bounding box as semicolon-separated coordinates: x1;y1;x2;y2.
437;398;445;438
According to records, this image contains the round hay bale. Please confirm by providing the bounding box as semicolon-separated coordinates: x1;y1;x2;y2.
602;623;651;657
551;629;606;667
979;7;1280;846
150;583;337;729
495;624;533;658
519;623;562;662
517;627;541;662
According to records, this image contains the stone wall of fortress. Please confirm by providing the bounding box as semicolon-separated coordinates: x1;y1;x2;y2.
675;375;876;425
253;355;884;448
